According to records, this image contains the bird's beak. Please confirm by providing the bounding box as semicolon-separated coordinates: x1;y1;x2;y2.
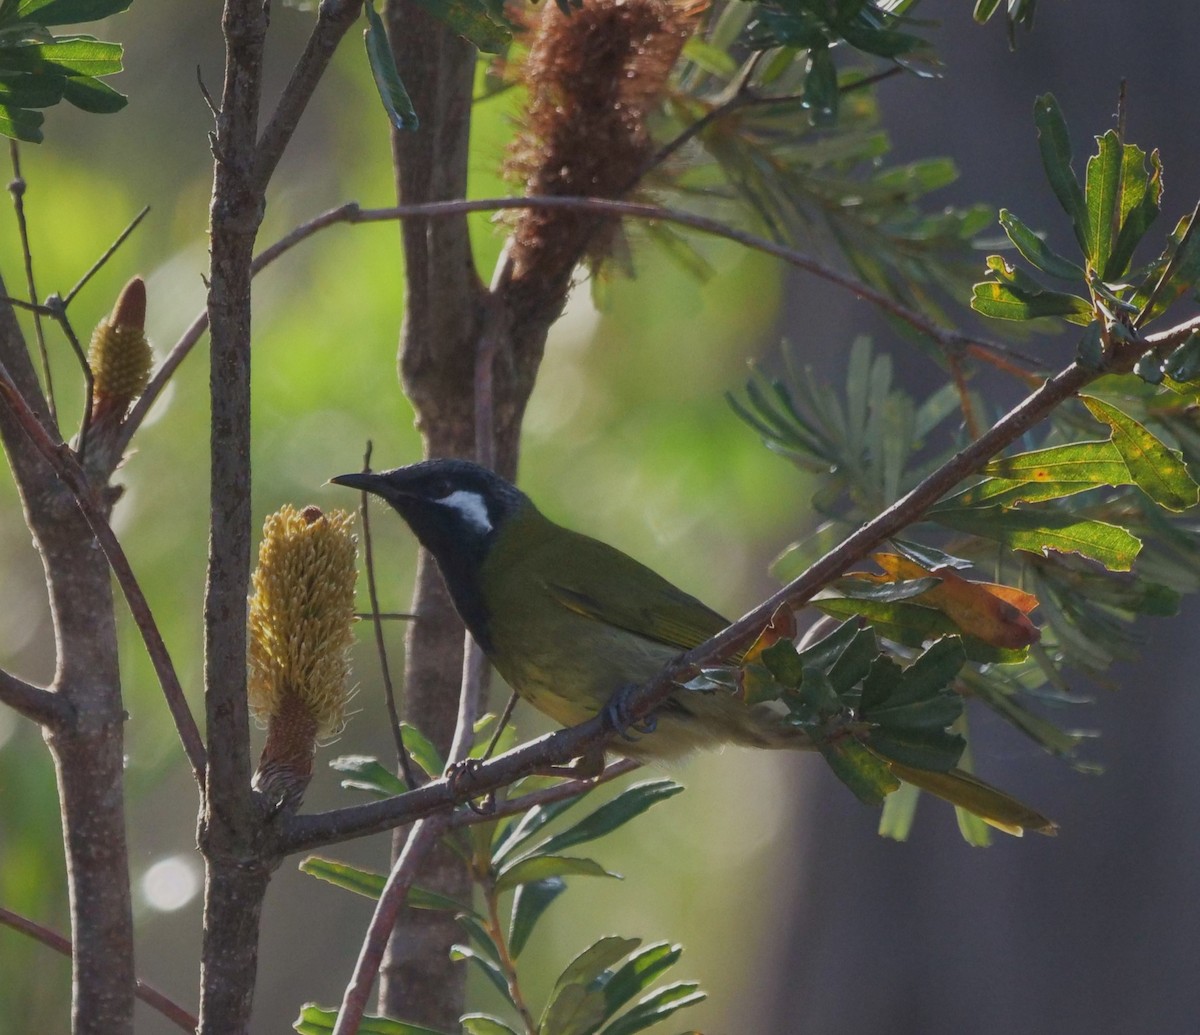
329;471;382;493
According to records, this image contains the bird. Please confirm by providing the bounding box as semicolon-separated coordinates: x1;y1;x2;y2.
331;458;806;763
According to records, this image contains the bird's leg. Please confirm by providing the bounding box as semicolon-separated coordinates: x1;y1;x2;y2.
603;682;658;741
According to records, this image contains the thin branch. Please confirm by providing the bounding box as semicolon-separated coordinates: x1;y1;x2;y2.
63;206;151;306
0;667;71;727
446;758;639;830
41;296;94;460
358;440;417;787
0;905;199;1033
251;0;363;193
330;816;446;1035
126;191;1040;455
0;360;207;787
7;143;55;424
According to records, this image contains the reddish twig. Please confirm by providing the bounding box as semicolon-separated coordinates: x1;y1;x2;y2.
0;905;199;1033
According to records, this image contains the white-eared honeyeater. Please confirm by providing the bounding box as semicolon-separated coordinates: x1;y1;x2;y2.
331;459;805;762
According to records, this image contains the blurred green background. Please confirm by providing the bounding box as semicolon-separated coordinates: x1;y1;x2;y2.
2;2;1199;1033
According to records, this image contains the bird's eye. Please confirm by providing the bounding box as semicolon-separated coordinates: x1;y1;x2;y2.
427;477;454;499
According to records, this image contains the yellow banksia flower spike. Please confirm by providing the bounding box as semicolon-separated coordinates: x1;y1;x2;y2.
87;275;152;424
248;504;358;807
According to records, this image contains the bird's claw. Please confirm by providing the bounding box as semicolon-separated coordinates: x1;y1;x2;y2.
603;684;658;741
445;758;495;815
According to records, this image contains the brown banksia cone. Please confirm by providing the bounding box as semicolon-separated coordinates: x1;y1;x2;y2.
505;0;702;283
248;504;358;809
87;276;151;428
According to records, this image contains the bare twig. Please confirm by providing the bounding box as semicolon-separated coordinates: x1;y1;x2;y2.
0;905;199;1034
0;359;208;786
358;440;417;787
331;816;447;1035
0;667;71;727
251;0;363;192
41;296;94;460
7;143;55;424
63;206;151;306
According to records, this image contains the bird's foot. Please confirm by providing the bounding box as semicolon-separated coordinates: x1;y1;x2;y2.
445;757;495;815
603;683;658;741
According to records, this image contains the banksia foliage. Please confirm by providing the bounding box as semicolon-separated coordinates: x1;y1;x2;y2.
248;504;358;808
87;276;151;425
506;0;701;282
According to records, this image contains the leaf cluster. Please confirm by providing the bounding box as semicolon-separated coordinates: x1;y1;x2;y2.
0;0;129;142
730;100;1200;840
296;765;703;1035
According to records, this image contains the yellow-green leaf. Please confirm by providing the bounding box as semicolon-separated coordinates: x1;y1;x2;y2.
1082;395;1200;511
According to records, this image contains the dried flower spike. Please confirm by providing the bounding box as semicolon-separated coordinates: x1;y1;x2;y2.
87;276;151;424
248;504;358;808
505;0;702;281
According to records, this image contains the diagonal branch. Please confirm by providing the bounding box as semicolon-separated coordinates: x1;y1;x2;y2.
252;0;364;192
281;357;1104;855
122;191;1042;454
0;667;70;727
0;360;207;785
0;905;199;1034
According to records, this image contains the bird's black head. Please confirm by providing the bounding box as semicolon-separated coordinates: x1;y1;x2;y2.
331;459;527;560
330;459;529;648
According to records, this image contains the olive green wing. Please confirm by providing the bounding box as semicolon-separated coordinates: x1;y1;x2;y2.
541;533;730;651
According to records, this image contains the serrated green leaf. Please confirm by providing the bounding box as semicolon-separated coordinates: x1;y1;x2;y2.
597;982;706;1035
1108;144;1162;278
760;639;804;688
999;208;1084;281
861;637;966;721
971;272;1093;323
1085;130;1123;277
599;942;683;1024
816;736;900;806
1034;93;1089;256
826;626;879;695
1134;208;1200;325
460;1015;520;1035
11;0;131;25
293;1003;452;1035
1082;395;1200;511
542;937;640;1035
363;0;417;130
60;72;123;111
794;617;861;671
531;779;683;858
494;855;618;895
508;877;565;957
0;37;121;75
799;664;842;714
983;439;1128;481
330;754;409;796
932;505;1142;571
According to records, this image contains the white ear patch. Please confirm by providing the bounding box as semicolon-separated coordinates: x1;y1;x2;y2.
437;489;493;534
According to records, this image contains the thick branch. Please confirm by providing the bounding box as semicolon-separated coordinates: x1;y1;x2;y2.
198;2;272;1034
0;667;70;727
0;361;207;782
